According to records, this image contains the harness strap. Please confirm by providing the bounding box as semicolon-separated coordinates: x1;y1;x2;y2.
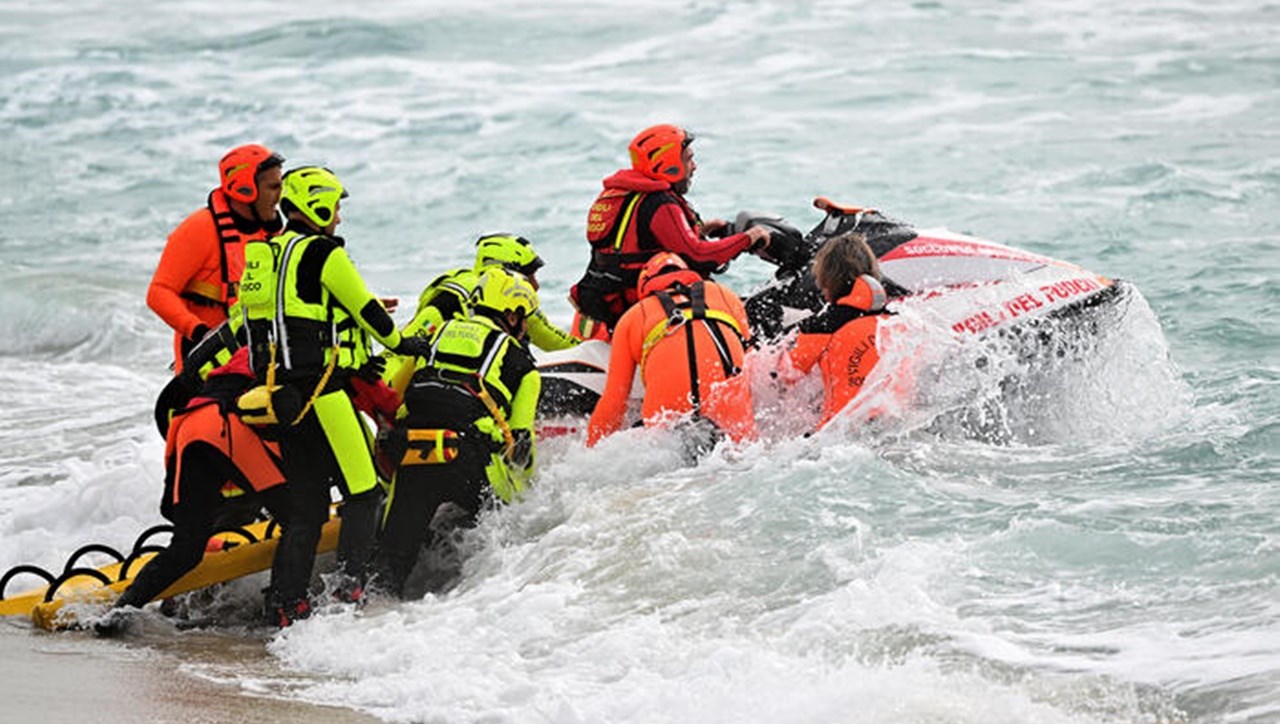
612;192;644;251
207;191;245;311
274;233;306;371
401;428;462;466
683;317;701;413
639;282;744;374
424;321;517;458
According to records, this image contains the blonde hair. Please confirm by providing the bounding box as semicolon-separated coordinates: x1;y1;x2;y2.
812;232;880;300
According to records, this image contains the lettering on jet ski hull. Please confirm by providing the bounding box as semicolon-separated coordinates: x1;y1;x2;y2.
951;276;1106;334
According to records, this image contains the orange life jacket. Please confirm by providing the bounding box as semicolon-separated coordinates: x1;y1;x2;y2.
163;401;285;511
786;277;891;427
180;189;257;308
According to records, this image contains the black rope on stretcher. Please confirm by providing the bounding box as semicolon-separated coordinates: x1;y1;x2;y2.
119;546;169;581
117;524;177;580
61;543;125;574
130;524;175;554
0;565;56;600
42;568;113;603
264;519;281;540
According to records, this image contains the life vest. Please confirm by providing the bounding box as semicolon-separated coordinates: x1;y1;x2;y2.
576;169;711;330
239;229;375;380
585;189;702;296
404;316;536;502
641;281;746;414
162;400;285;514
412;317;522;433
788;275;891;426
179;189;261;310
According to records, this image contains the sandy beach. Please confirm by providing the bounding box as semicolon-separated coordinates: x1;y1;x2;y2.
0;623;380;724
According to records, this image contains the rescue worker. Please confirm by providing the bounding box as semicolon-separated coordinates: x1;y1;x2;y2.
237;165;430;625
371;269;542;599
586;252;756;451
147;144;285;373
384;233;577;392
94;349;289;636
777;231;892;428
570;124;776;335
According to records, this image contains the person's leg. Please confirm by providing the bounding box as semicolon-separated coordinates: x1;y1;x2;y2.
371;467;447;599
96;447;224;636
312;390;382;590
264;416;334;624
332;489;380;601
415;448;490;596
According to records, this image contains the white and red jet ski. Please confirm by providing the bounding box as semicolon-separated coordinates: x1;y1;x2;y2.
537;197;1129;420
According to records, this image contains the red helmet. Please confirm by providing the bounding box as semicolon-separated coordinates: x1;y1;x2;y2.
629;124;692;183
219;143;284;203
637;252;701;299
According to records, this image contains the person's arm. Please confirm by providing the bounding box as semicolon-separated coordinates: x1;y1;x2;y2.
779;332;825;384
319;246;403;350
146;211;215;339
648;201;756;266
527;307;581;351
506;366;542;472
382;302;446;392
586;313;641;446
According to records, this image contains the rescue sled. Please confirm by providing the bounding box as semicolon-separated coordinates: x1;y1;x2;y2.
537;197;1130;418
0;511;340;630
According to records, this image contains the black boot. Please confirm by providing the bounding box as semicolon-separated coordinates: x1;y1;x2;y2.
93;605;140;638
263;592;312;628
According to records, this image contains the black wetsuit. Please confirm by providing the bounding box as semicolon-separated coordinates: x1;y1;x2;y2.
114;438;288;611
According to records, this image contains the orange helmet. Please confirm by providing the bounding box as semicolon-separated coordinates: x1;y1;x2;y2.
629;124;692;183
637;252;701;299
219;143;285;203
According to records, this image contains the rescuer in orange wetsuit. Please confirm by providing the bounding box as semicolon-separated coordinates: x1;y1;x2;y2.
94;348;289;636
146;144;285;372
586;252;756;449
570;124;777;337
778;232;892;429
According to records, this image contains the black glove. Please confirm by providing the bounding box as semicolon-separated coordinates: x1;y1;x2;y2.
356;355;387;382
393;335;431;358
765;229;813;272
187;323;210;345
375;427;409;471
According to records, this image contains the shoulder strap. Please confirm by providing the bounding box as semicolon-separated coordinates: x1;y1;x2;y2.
611;192;645;251
206;190;240;311
640;282;745;392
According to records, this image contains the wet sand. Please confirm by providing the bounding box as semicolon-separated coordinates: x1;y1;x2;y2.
0;624;380;723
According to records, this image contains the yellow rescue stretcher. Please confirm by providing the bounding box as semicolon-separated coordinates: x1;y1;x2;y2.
0;510;340;630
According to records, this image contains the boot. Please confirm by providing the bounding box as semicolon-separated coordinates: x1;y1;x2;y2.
93;605;140;638
263;595;312;628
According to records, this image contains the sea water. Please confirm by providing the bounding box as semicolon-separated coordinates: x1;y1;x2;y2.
1;1;1278;721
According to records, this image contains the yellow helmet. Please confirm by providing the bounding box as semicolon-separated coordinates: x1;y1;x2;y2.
470;268;539;321
474;233;544;277
281;166;347;229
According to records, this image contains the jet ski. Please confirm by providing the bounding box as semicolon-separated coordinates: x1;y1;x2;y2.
537;197;1129;420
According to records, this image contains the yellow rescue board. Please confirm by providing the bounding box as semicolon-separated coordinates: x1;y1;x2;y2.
0;514;339;630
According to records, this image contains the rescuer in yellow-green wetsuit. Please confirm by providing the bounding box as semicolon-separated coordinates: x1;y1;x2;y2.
236;165;430;625
371;268;542;599
381;232;577;393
